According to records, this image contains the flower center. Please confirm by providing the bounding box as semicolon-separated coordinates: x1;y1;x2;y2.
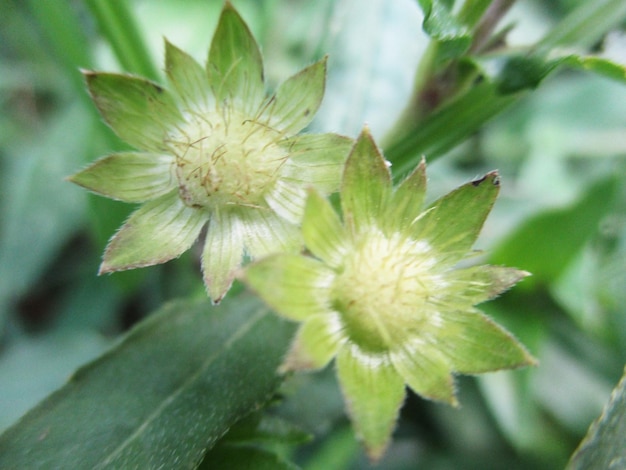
168;107;287;209
331;230;444;351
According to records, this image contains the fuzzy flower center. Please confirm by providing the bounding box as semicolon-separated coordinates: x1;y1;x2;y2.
168;107;288;209
332;230;444;351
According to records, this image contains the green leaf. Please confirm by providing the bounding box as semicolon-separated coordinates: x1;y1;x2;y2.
336;345;405;461
0;294;296;469
384;82;519;175
302;189;348;268
243;254;334;322
384;157;427;231
262;57;328;135
446;265;530;305
200;444;300;470
85;72;182;152
341;128;392;234
100;193;207;274
415;0;472;62
567;367;626;469
207;3;265;111
202;209;245;304
69;152;176;203
165;39;213;111
410;171;500;263
491;177;618;286
280;133;353;194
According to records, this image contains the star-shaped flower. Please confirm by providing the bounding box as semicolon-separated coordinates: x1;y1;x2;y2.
70;3;352;302
242;128;537;460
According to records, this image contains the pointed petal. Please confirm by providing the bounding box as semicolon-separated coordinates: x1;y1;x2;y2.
341;128;392;233
336;345;405;462
264;179;307;224
282;313;345;371
69;152;175;203
433;309;537;374
384;157;427;231
410;172;500;263
242;254;334;321
202;209;245;304
390;338;457;405
445;265;530;306
100;193;206;273
302;189;348;268
279;133;353;193
85;72;182;152
165;39;212;112
239;207;301;258
207;3;264;111
260;57;327;135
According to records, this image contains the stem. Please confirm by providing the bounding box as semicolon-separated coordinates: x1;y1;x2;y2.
84;0;160;81
470;0;517;53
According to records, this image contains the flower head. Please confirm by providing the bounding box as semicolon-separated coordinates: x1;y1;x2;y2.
242;128;536;460
70;3;351;302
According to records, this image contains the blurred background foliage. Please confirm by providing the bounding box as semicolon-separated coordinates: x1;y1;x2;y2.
0;0;625;468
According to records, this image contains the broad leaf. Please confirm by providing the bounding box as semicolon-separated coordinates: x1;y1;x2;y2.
0;294;296;469
567;367;626;469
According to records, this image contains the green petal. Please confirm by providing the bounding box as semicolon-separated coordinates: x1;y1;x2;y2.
282;313;345;371
446;265;530;306
85;72;182;152
100;193;207;274
384;157;427;232
260;57;327;135
239;207;301;258
409;171;500;263
243;254;334;321
280;133;353;193
302;189;348;268
341;128;392;234
165;39;212;112
390;339;457;404
207;3;265;111
202;209;245;304
336;344;405;462
433;309;537;374
69;152;175;203
264;179;307;224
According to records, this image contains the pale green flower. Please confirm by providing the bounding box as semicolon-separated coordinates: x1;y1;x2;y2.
70;3;351;302
243;128;536;460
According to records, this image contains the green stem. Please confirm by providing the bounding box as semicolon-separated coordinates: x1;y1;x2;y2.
84;0;160;81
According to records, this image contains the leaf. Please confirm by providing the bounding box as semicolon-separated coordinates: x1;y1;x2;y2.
199;444;300;470
415;0;472;62
490;177;618;286
0;294;296;469
567;367;626;469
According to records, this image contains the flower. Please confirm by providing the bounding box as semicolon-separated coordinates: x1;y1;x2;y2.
242;128;537;460
69;3;352;302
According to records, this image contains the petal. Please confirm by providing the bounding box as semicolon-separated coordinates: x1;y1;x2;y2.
279;133;353;193
409;171;500;263
85;72;182;152
282;313;345;371
445;265;530;306
432;309;537;374
202;209;245;304
239;207;301;258
302;189;348;268
264;179;307;224
100;193;207;274
259;57;327;135
242;254;334;321
207;3;265;111
390;338;457;405
165;39;213;112
341;128;392;234
384;157;427;232
336;344;406;462
69;152;175;203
